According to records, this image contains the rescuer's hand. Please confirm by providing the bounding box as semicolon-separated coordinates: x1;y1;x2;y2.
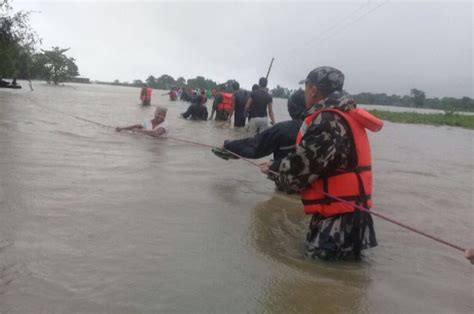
259;161;272;175
465;249;474;264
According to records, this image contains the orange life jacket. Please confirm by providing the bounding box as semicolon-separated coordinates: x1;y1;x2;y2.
141;87;152;102
217;92;233;112
146;87;152;100
170;90;177;101
296;107;383;217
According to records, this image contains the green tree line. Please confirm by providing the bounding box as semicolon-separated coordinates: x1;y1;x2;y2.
351;88;473;112
111;75;240;91
270;85;473;113
143;74;220;90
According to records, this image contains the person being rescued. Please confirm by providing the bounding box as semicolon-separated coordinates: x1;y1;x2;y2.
212;90;306;191
115;106;169;137
181;90;209;121
140;84;153;106
209;84;233;121
259;66;383;261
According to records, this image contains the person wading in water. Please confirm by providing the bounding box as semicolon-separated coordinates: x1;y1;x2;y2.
260;66;383;261
116;106;169;137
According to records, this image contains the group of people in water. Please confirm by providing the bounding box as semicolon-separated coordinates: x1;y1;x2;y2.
178;77;275;135
0;77;19;88
120;66;473;263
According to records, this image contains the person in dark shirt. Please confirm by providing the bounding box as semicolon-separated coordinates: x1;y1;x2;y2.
180;89;192;102
245;77;275;133
247;84;259;122
181;90;209;120
227;81;248;127
212;90;306;190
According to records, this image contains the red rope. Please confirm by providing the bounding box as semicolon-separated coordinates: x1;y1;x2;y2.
320;192;465;252
166;136;466;252
69;114;466;253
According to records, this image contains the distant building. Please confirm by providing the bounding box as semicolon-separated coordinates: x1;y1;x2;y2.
68;77;91;84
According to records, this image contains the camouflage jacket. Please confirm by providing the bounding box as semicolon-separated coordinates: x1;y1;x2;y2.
269;91;357;192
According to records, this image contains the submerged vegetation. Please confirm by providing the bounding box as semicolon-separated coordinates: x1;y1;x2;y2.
369;109;474;129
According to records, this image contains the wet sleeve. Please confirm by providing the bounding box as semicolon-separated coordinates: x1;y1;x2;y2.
249;125;282;158
223;124;282;159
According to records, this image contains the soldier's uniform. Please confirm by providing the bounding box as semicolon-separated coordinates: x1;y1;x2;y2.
269;67;377;260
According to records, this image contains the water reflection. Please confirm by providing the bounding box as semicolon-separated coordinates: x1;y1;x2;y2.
249;195;372;313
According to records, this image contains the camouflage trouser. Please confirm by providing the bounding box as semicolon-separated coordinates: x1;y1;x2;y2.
305;211;377;261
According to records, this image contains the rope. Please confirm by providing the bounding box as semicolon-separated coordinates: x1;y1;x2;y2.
61;112;467;253
319;192;466;252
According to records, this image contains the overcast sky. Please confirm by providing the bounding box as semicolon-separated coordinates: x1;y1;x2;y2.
14;0;473;97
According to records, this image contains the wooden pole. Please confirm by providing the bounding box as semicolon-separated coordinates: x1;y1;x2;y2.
265;57;275;80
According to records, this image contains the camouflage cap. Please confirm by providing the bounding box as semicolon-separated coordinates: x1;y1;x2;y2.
299;66;345;94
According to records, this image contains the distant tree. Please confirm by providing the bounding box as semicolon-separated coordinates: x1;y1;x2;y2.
410;88;426;108
187;76;217;90
349;90;473;112
176;76;186;86
271;85;291;99
146;75;156;88
113;79;119;84
155;74;175;89
133;79;143;86
32;47;79;84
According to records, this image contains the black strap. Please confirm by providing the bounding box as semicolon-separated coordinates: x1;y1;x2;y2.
302;194;371;205
352;202;362;259
354;171;369;209
355;165;372;173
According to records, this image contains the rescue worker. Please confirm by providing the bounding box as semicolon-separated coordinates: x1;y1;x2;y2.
209;85;233;121
181;90;208;120
245;77;275;133
212;90;306;191
259;66;383;260
247;84;259;123
169;87;178;101
140;84;152;106
227;81;248;128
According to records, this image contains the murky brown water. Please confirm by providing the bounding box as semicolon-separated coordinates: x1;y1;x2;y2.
1;82;473;313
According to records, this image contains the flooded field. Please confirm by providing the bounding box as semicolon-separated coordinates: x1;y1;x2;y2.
0;82;473;313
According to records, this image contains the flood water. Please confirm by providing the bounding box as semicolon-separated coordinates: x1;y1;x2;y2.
1;82;473;313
